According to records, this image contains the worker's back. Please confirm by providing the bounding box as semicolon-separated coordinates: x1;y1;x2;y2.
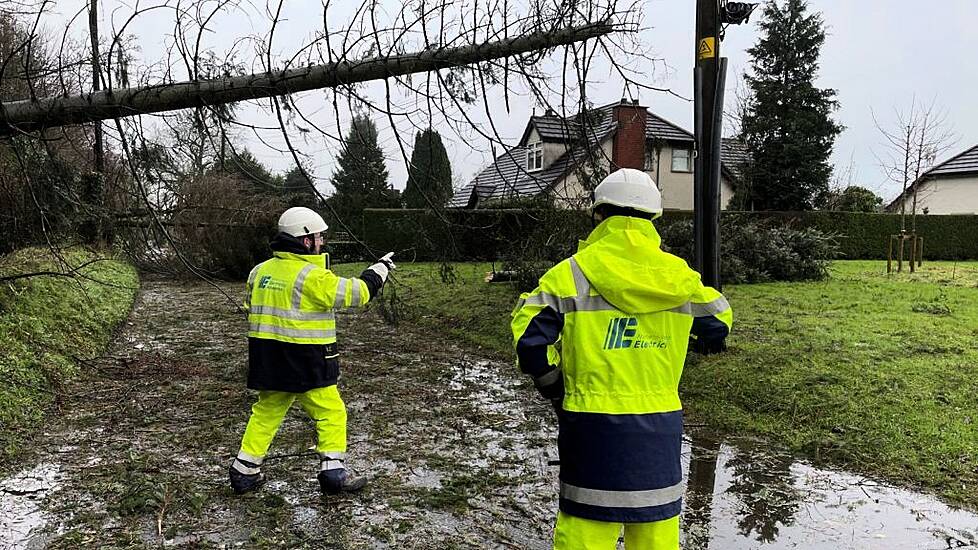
511;169;731;548
245;233;370;394
230;206;395;497
559;216;703;416
514;215;726;523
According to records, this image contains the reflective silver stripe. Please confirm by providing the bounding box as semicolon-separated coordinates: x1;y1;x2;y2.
667;302;693;315
318;451;348;460
232;459;262;475
321;460;344;471
237;450;264;465
249;324;336;340
518;259;618;313
568;257;591;298
560;481;685;509
564;295;618;312
292;264;316;309
691;296;730;317
569;257;618;311
334;278;348;308
350;278;362;306
534;367;562;387
518;258;726;320
246;265;261;288
523;292;562;311
244;266;261;311
523;291;618;313
249;305;335;321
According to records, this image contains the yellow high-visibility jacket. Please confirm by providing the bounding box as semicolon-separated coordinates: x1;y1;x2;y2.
511;216;732;523
245;234;377;392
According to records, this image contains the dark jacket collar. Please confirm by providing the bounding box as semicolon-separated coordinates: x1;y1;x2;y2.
268;232;330;269
269;232;310;254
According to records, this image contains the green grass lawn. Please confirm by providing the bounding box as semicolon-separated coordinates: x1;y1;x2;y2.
688;260;978;505
337;259;978;506
335;262;517;355
0;247;139;459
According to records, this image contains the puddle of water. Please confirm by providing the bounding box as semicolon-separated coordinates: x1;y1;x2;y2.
0;463;62;550
682;434;978;549
447;358;519;415
404;466;443;489
447;351;978;549
11;288;975;549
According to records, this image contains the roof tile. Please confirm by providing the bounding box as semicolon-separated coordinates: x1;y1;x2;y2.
926;144;978;177
451;103;750;207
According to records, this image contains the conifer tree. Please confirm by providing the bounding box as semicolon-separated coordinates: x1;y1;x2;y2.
403;128;453;208
737;0;842;211
282;166;319;208
328;114;398;221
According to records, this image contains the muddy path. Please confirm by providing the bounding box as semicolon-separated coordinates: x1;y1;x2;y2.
3;278;978;549
3;278;558;549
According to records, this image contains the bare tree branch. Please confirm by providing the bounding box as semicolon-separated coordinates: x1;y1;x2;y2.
1;20;614;135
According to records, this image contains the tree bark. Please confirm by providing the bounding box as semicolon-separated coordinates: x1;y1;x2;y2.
0;22;612;136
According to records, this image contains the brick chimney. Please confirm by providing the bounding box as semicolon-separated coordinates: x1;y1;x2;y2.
611;98;647;171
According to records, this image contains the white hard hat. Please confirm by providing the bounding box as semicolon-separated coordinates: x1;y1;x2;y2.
591;168;662;218
278;207;328;237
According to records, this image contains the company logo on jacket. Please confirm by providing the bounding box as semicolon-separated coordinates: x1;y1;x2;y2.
603;317;668;350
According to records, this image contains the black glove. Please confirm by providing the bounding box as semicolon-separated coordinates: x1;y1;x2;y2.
366;252;396;284
550;397;563;417
377;252;396;270
535;369;564;401
692;337;727;355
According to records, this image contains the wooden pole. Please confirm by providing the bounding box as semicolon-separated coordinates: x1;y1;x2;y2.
909;234;916;273
693;0;723;291
89;0;103;173
898;234;904;273
887;236;893;274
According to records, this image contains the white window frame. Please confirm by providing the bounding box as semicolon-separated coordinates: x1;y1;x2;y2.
526;141;544;172
671;148;692;173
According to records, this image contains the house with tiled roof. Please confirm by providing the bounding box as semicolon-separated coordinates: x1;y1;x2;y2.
449;99;750;210
886;143;978;215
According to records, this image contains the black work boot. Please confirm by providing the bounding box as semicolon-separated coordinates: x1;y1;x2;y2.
229;455;266;495
317;454;366;495
318;468;367;495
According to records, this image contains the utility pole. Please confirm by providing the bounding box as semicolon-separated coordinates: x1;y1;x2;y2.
88;0;103;173
693;0;722;291
693;1;755;291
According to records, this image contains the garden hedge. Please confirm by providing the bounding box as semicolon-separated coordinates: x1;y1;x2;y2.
360;209;978;261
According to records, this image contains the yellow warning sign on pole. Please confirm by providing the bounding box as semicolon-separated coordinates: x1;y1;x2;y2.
697;37;716;60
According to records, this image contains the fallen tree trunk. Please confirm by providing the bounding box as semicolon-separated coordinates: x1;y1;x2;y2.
484;269;546;283
0;21;613;136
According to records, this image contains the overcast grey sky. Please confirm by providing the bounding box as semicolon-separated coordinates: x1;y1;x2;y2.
44;1;978;202
635;0;978;201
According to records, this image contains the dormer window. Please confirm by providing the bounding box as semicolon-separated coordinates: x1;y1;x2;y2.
526;141;543;171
